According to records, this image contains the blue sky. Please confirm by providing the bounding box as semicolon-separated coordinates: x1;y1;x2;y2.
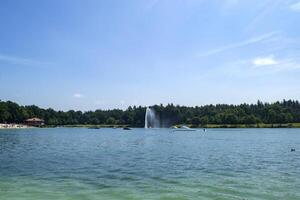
1;0;300;111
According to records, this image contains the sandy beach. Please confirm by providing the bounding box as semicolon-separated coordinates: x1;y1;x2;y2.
0;124;29;129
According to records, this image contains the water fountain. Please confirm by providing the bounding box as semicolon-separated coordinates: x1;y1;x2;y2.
144;107;159;128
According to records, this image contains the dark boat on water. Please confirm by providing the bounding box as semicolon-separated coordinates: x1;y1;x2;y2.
88;126;100;129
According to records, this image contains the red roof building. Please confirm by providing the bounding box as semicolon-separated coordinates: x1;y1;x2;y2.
25;118;45;127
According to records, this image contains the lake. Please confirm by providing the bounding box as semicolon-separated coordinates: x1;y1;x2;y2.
0;128;299;200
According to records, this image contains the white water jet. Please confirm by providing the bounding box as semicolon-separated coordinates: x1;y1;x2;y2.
145;107;159;128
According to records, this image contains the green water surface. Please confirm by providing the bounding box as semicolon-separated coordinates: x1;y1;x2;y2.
0;128;299;200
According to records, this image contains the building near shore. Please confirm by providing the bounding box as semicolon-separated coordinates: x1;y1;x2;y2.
25;118;45;127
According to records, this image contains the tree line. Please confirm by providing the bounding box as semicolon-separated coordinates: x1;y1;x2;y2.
0;100;300;127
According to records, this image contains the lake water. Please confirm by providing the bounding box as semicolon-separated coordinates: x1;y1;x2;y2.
0;128;299;200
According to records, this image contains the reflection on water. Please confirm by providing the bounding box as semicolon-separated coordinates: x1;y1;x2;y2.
0;128;299;200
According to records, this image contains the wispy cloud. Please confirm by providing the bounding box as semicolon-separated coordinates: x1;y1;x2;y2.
198;31;280;57
0;54;50;66
253;55;278;67
290;1;300;12
251;55;300;72
215;53;300;77
73;93;84;98
244;0;283;32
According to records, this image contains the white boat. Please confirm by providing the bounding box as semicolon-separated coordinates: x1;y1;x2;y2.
172;125;197;132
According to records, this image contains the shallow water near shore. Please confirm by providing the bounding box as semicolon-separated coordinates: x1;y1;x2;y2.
0;128;299;200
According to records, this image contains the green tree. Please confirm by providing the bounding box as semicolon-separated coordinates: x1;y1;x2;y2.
200;116;209;126
106;117;116;125
191;117;201;126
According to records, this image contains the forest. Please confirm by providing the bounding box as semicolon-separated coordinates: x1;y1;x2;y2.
0;100;300;127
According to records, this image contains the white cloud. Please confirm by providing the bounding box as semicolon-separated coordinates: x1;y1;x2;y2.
249;55;300;72
198;31;280;57
73;93;84;98
290;1;300;11
253;55;278;66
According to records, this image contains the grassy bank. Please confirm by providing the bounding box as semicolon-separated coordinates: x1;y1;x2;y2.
190;123;300;128
40;123;300;128
47;124;130;128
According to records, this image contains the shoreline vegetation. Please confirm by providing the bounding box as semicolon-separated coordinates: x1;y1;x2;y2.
2;123;300;129
62;123;300;128
1;99;300;128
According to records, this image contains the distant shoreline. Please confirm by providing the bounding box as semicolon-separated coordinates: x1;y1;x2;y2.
200;123;300;128
0;123;31;129
2;100;300;128
1;123;300;129
54;123;300;128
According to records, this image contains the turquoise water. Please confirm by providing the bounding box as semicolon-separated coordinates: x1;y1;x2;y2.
0;128;299;200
